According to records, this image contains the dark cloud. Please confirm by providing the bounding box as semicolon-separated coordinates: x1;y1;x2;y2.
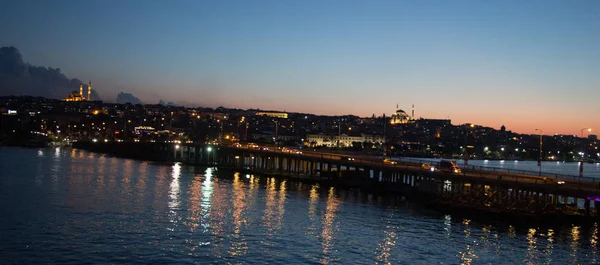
116;92;142;104
0;46;100;100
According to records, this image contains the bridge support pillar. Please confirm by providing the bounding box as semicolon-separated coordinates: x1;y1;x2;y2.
278;157;283;171
585;199;591;216
551;194;558;205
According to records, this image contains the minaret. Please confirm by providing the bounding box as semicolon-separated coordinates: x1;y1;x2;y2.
79;82;83;97
87;81;92;101
412;104;415;119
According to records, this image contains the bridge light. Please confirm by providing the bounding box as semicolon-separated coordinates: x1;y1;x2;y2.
175;144;180;149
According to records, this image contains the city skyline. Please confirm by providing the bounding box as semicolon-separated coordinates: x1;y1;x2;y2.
1;0;599;135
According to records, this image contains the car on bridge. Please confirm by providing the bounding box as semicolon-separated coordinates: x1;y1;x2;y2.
421;163;436;171
384;159;397;165
341;156;355;161
542;177;566;185
439;160;461;174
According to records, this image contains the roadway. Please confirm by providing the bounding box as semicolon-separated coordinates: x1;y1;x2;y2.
228;143;600;194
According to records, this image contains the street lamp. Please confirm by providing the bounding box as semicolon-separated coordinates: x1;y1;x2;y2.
535;129;543;176
581;128;592;138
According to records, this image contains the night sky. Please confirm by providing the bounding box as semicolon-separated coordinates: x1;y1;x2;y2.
1;0;599;135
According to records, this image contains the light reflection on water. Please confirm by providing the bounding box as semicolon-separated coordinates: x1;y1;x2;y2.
1;147;600;264
375;209;398;265
320;187;340;264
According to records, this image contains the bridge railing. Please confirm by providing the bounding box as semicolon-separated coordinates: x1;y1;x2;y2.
226;146;600;185
394;157;600;183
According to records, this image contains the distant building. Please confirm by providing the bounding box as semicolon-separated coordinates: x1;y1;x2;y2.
63;91;86;102
307;133;384;147
390;104;413;125
589;134;598;141
251;132;298;142
62;82;92;102
255;111;288;119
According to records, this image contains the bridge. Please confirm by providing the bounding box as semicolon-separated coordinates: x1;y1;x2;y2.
74;141;600;219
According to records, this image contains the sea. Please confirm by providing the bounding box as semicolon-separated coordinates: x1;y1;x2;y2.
1;146;599;264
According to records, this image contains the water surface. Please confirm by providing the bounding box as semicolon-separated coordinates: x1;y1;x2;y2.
1;147;599;264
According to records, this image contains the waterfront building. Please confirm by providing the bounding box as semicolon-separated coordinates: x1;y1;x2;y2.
307;133;384;147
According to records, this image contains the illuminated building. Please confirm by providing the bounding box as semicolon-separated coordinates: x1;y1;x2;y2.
87;81;92;101
390;104;413;125
255;111;288;119
62;81;93;102
307;133;384;147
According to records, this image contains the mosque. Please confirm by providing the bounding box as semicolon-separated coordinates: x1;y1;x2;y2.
390;104;414;125
63;81;92;102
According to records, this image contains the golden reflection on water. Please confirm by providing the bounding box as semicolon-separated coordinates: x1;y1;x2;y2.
185;174;203;233
592;223;599;264
320;187;340;264
459;219;478;265
543;229;554;265
228;173;248;258
263;177;278;237
375;210;398;265
307;185;319;237
183;172;203;254
277;180;287;228
525;228;537;265
247;174;259;207
508;225;516;239
570;225;581;264
480;226;491;249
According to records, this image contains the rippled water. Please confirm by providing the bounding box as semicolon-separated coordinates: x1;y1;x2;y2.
1;147;600;264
